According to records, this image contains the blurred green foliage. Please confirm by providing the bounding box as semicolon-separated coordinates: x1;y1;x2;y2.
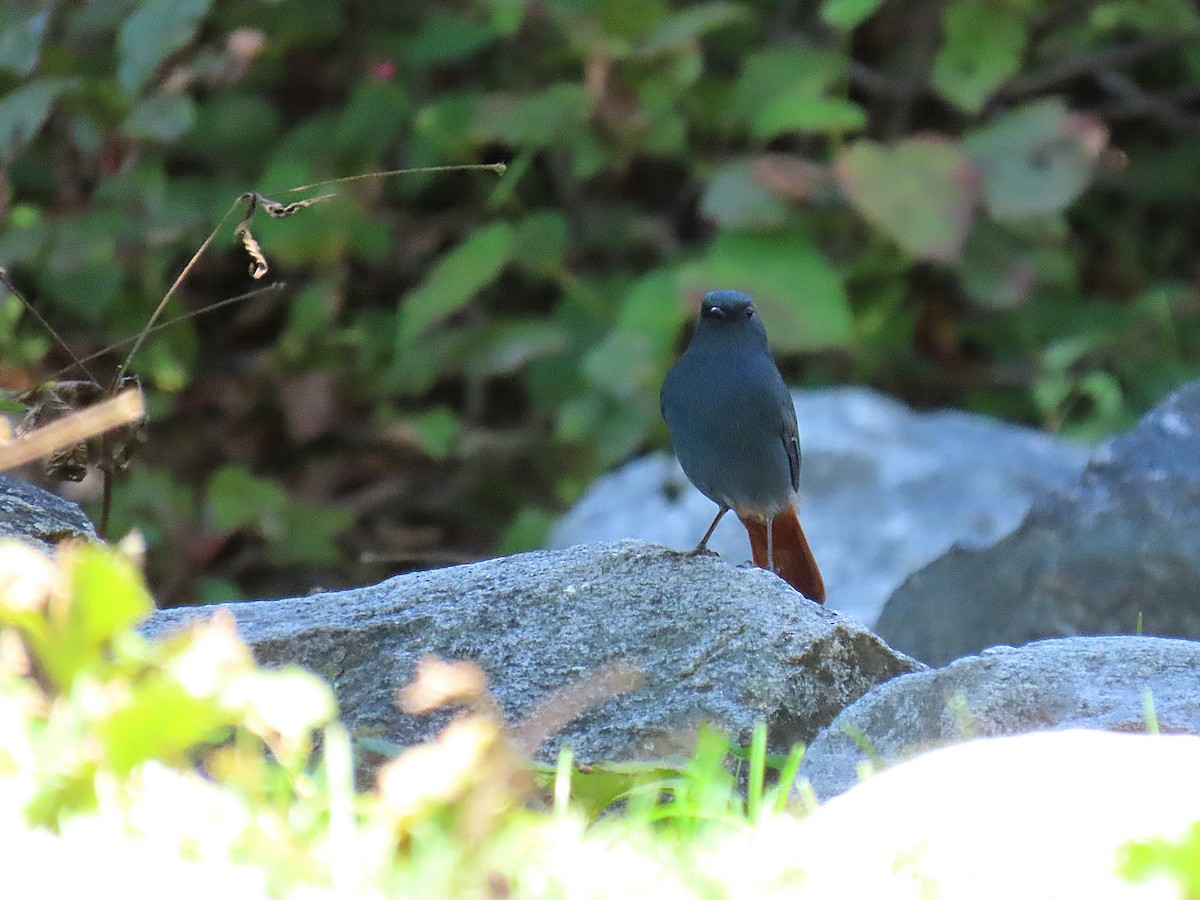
3;0;1200;602
0;539;817;896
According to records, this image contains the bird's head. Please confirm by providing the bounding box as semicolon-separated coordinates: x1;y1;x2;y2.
693;290;769;348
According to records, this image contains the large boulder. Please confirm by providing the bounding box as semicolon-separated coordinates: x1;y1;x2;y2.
550;387;1088;624
877;380;1200;665
798;636;1200;801
144;540;922;764
788;730;1200;899
0;474;95;552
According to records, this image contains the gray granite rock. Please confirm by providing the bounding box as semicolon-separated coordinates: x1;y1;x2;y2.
798;636;1200;801
144;540;922;764
549;387;1089;625
0;474;96;552
791;730;1200;898
877;380;1200;665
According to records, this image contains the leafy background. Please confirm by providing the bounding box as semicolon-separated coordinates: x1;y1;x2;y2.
2;0;1200;606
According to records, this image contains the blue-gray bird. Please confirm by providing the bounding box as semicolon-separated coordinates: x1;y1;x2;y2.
660;290;824;602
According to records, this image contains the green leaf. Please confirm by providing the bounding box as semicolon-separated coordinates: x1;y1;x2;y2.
269;501;354;566
836;136;979;262
1121;822;1200;896
464;320;570;379
117;0;214;96
932;3;1026;114
208;466;287;532
395;221;515;344
511;211;570;277
474;83;594;148
821;0;888;30
187;92;283;169
599;0;669;40
1091;0;1199;32
700;160;789;229
99;679;230;773
334;81;411;159
679;230;852;352
965;99;1108;220
495;506;555;554
617;268;687;361
489;0;524;33
0;77;78;163
730;48;843;129
0;7;49;76
124;94;196;141
752;89;865;138
959;221;1037;310
639;3;750;54
583;330;658;400
69;545;153;652
405;12;501;67
411;406;461;460
227;667;337;742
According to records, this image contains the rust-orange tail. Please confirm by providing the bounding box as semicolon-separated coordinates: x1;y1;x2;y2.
738;506;825;604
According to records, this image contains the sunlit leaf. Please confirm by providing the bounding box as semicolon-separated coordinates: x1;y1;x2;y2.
68;544;154;644
99;679;231;773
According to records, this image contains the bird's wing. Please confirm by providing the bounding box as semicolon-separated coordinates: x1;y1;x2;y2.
775;378;801;493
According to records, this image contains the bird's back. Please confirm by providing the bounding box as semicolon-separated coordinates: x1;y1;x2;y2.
661;339;796;514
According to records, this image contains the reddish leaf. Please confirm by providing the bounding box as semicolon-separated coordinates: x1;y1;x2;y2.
835;136;979;263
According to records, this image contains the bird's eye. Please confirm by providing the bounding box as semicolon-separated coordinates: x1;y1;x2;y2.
744;308;754;318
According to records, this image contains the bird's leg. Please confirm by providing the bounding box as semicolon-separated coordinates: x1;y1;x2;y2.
690;505;729;555
767;516;775;574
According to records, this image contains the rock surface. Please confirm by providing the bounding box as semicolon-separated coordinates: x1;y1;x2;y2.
144;540;923;763
550;387;1089;625
790;730;1200;899
0;474;96;552
878;380;1200;665
798;635;1200;801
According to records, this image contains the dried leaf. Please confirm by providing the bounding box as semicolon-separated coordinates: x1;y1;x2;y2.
753;153;831;203
258;192;335;217
511;661;642;755
234;220;269;279
399;656;489;714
